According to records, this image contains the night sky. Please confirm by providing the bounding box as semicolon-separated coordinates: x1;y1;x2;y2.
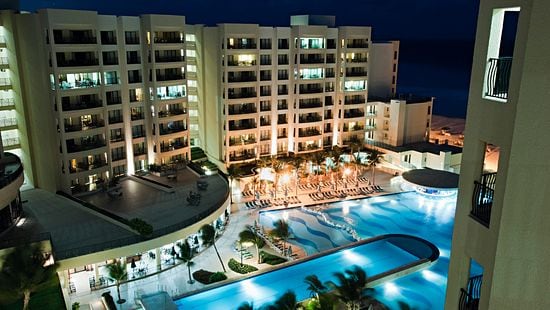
23;0;481;118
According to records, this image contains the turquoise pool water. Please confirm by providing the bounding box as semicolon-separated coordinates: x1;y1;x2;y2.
259;191;456;309
175;235;432;309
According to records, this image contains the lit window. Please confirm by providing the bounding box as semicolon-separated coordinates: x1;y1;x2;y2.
188;95;198;102
186;50;196;58
190;124;199;131
189;109;198;117
343;80;367;91
188;80;197;88
187;65;197;73
185;34;196;42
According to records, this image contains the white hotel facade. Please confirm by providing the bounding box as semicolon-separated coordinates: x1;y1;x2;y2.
0;9;434;195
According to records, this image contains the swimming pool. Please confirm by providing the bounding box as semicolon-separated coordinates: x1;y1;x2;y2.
259;191;456;309
175;234;438;309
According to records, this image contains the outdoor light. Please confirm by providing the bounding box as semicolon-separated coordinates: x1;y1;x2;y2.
384;282;399;297
16;217;26;227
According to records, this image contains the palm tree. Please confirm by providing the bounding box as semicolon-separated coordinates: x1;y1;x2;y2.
0;244;58;310
269;219;290;257
326;265;369;310
266;290;297;310
330;146;345;189
237;301;255;310
367;148;384;185
106;260;128;304
177;241;195;284
304;274;327;301
200;224;226;272
239;225;265;264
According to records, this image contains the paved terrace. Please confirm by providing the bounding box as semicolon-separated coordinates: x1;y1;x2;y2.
0;169;228;259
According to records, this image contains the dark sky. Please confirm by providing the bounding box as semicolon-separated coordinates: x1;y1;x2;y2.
22;0;481;117
23;0;479;41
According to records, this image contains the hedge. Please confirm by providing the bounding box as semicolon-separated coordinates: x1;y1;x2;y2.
192;269;227;284
259;251;287;265
228;258;258;274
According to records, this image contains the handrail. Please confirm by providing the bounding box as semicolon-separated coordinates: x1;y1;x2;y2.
485;57;512;100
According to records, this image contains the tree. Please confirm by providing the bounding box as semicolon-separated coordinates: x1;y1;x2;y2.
106;260;128;304
266;290;297;310
330;146;345;190
227;164;243;203
0;244;58;310
326;265;369;310
201;224;227;272
237;301;255;310
177;241;195;284
367;148;384;185
239;225;265;264
269;219;291;257
304;274;327;301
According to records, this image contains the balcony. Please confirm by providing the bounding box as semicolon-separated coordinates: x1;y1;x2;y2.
127;57;141;65
110;135;124;143
108;116;123;124
299;101;323;109
106;97;122;105
260;119;270;126
298;128;321;137
0;118;17;128
229;153;256;161
69;160;107;173
228;76;257;83
158;109;187;118
277;102;288;110
228;91;257;99
347;57;368;63
459;275;482;310
485;57;512;100
54;36;97;44
346;42;369;49
59;79;100;90
471;173;496;227
0;78;12;87
229;138;256;146
297;144;320;152
227;43;257;50
344;111;365;119
0;98;15;109
155;55;185;63
345;97;365;105
326;55;336;64
228;106;256;115
300;56;324;64
133;149;146;156
299;115;322;123
131;113;144;121
159;142;188;152
277;116;287;124
157;73;185;82
299;86;323;94
57;58;99;67
228;122;256;131
128;76;143;84
346;70;368;77
0;153;23;190
343;124;365;132
65;120;105;132
132;132;146;139
112;154;126;161
159;125;187;135
227;60;257;67
2;137;19;148
66;140;106;153
154;37;184;44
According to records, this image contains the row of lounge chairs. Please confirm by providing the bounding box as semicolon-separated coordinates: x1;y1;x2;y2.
244;196;301;209
308;185;383;202
298;176;372;191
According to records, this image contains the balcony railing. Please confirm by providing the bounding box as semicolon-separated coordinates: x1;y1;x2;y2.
57;58;99;67
0;98;15;108
471;173;496;227
485;57;512;100
459;275;483;310
229;153;256;161
299;87;323;94
108;117;123;124
298;129;321;137
228;76;257;83
228;107;256;115
127;57;141;65
54;36;97;44
227;43;257;49
0;78;11;86
156;74;185;82
300;57;325;64
2;137;19;147
299;115;322;123
346;70;368;77
0;118;17;128
154;37;184;44
346;42;369;49
107;97;122;105
228;123;256;131
159;126;187;135
158;109;187;118
67;141;106;153
344;111;365;118
229;138;256;146
62;100;102;111
65;120;105;132
131;113;144;121
155;55;185;63
299;102;323;109
345;98;365;105
133;149;146;156
228;92;257;99
69;160;107;173
159;143;188;152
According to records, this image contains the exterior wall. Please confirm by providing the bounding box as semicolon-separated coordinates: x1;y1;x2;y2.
374;99;432;147
446;0;550;309
368;41;399;98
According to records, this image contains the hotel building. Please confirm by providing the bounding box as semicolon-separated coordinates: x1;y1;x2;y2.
0;9;417;195
446;0;550;309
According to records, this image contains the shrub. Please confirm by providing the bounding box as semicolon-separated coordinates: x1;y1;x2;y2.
259;251;287;265
192;269;227;284
129;218;153;236
209;272;227;283
228;258;258;274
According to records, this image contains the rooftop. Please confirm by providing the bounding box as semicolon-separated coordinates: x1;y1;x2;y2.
368;94;433;104
402;168;459;189
376;141;463;155
0;169;228;259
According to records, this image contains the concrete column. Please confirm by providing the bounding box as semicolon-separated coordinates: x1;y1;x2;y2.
94;263;99;280
156;248;161;271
